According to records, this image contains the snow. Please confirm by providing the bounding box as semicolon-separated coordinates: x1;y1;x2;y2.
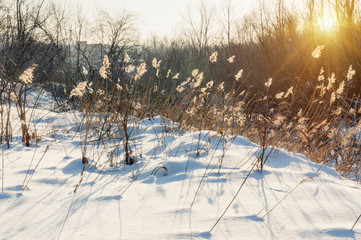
0;91;360;240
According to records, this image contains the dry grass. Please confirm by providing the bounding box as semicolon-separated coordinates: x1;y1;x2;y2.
0;46;359;181
49;47;359;182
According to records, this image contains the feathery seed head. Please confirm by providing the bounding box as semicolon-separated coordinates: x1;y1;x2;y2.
125;65;133;73
172;73;179;79
135;62;147;82
19;64;37;85
227;55;235;63
116;83;123;91
235;69;243;81
333;107;342;115
347;65;356;81
312;45;325;58
82;66;88;76
176;85;185;92
336;81;345;95
124;51;130;63
218;82;224;91
318;67;325;82
191;69;199;77
275;92;285;99
99;55;110;79
327;73;336;90
152;58;162;69
167;69;172;78
265;78;272;88
330;92;336;105
10;92;17;100
209;51;218;63
284;86;293;98
206;80;214;88
273;115;286;127
133;102;141;110
192;72;203;88
152;58;158;68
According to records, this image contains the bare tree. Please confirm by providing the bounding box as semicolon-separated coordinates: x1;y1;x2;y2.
0;0;60;146
183;1;215;61
93;9;138;81
217;0;240;47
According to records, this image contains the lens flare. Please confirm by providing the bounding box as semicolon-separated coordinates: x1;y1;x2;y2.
316;13;336;32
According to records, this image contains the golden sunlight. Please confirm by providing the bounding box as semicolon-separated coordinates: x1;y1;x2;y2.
315;12;337;32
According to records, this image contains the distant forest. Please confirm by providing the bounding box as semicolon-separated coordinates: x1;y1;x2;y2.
0;0;360;103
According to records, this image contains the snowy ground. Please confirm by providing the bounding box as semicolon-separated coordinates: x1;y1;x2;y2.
0;92;360;240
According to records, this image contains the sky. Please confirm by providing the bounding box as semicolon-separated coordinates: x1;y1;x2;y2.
75;0;259;39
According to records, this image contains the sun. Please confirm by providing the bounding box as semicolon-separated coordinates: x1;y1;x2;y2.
315;13;337;32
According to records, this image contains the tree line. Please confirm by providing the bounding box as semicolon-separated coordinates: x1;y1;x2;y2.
0;0;360;107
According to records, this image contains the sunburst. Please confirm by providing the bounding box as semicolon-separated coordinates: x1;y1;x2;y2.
316;12;337;32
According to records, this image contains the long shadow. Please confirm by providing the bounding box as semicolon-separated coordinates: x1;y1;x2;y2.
326;228;355;239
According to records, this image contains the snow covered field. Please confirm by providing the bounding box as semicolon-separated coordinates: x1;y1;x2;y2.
0;93;360;240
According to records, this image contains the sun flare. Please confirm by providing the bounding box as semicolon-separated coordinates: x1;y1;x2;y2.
316;13;337;32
